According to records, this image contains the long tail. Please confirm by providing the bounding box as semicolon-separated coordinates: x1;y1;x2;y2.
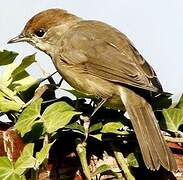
118;86;177;171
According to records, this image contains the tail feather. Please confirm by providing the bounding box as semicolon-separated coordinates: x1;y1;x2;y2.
130;106;160;170
118;86;177;171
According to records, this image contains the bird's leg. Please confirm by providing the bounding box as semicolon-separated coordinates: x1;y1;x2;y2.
81;98;108;141
91;98;108;117
58;77;64;87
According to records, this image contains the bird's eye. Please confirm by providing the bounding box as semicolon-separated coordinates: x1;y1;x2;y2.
34;29;45;37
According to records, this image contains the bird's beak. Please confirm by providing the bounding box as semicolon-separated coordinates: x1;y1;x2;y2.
7;34;29;44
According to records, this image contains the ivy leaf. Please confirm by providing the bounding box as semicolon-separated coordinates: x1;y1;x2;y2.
42;101;81;133
66;122;85;134
0;157;14;179
15;98;42;136
0;53;36;93
1;59;37;93
175;94;183;109
9;54;36;93
0;50;18;66
23;120;44;142
127;153;139;168
0;93;21;112
35;142;54;169
63;89;95;99
89;122;103;133
10;72;37;93
163;108;183;132
15;143;36;175
0;157;25;180
92;164;118;177
90;134;102;141
101;122;128;135
4;173;26;180
11;54;36;78
43;102;81;133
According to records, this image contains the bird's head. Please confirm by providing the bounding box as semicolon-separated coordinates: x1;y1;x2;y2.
8;8;81;56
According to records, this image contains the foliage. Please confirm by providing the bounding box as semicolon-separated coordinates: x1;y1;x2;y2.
163;94;183;132
0;143;52;180
0;50;182;179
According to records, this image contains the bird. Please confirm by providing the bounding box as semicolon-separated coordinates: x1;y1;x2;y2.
8;8;177;171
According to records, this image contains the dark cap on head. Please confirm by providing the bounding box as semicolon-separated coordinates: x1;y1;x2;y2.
8;8;80;44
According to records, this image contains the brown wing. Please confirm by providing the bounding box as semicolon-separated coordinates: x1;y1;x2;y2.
60;20;162;92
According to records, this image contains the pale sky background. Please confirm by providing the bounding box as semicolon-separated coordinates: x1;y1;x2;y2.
1;0;183;100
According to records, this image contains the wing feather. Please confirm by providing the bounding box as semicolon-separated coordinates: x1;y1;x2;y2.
60;20;162;92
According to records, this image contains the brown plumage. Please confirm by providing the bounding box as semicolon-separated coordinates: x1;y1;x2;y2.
8;8;177;171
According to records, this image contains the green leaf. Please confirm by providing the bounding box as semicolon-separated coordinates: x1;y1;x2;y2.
0;50;18;66
1;62;17;86
0;94;21;112
4;173;26;180
9;54;37;93
176;94;183;109
35;142;54;169
89;122;103;133
63;89;96;99
0;157;14;179
66;122;85;134
1;60;37;93
11;72;36;93
163;108;183;132
101;122;128;135
92;164;117;177
11;54;36;78
0;157;26;180
15;143;36;175
23;120;44;142
0;84;24;105
42;101;81;133
15;98;42;136
127;153;139;168
90;134;102;141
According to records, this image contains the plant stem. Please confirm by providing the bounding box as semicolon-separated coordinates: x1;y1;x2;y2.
110;143;135;180
43;133;49;146
42;133;49;169
31;169;38;180
76;138;91;180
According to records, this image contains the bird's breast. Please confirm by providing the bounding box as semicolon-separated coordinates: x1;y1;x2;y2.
52;60;122;108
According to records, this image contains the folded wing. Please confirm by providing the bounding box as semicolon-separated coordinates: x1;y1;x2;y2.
60;20;162;92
